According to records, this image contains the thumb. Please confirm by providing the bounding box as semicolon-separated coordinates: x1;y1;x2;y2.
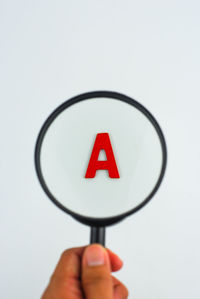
81;244;113;299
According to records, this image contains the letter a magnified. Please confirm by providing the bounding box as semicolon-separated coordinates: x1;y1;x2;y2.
85;133;120;178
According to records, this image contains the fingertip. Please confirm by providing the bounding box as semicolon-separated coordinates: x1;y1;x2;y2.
106;248;124;272
82;243;111;269
112;276;129;299
114;284;129;299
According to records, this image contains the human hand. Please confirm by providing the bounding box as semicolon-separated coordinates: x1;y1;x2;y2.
42;243;128;299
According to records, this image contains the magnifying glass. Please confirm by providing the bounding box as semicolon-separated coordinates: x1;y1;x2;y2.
34;91;167;246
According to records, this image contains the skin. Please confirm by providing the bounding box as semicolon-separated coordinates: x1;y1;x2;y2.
42;244;129;299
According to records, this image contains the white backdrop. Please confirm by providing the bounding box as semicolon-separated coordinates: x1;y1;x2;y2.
0;1;200;298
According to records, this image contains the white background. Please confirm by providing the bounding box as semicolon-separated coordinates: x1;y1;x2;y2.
0;1;200;298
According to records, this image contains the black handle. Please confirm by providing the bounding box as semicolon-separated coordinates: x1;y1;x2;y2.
90;226;105;246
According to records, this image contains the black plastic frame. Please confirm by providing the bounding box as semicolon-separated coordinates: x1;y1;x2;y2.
34;91;167;227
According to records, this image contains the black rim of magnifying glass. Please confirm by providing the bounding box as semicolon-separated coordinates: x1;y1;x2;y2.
35;91;167;227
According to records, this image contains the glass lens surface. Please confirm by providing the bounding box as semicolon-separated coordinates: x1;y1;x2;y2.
39;97;164;218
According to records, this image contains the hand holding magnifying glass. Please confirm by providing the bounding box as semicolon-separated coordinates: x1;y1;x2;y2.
35;91;167;298
42;244;128;299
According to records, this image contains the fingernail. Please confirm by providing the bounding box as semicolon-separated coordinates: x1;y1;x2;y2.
85;245;105;266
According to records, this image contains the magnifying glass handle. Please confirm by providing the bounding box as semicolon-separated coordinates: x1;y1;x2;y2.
90;226;105;246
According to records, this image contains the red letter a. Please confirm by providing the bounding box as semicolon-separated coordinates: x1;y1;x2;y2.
85;133;120;178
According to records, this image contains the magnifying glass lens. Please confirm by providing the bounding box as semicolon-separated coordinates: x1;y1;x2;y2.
35;94;166;224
